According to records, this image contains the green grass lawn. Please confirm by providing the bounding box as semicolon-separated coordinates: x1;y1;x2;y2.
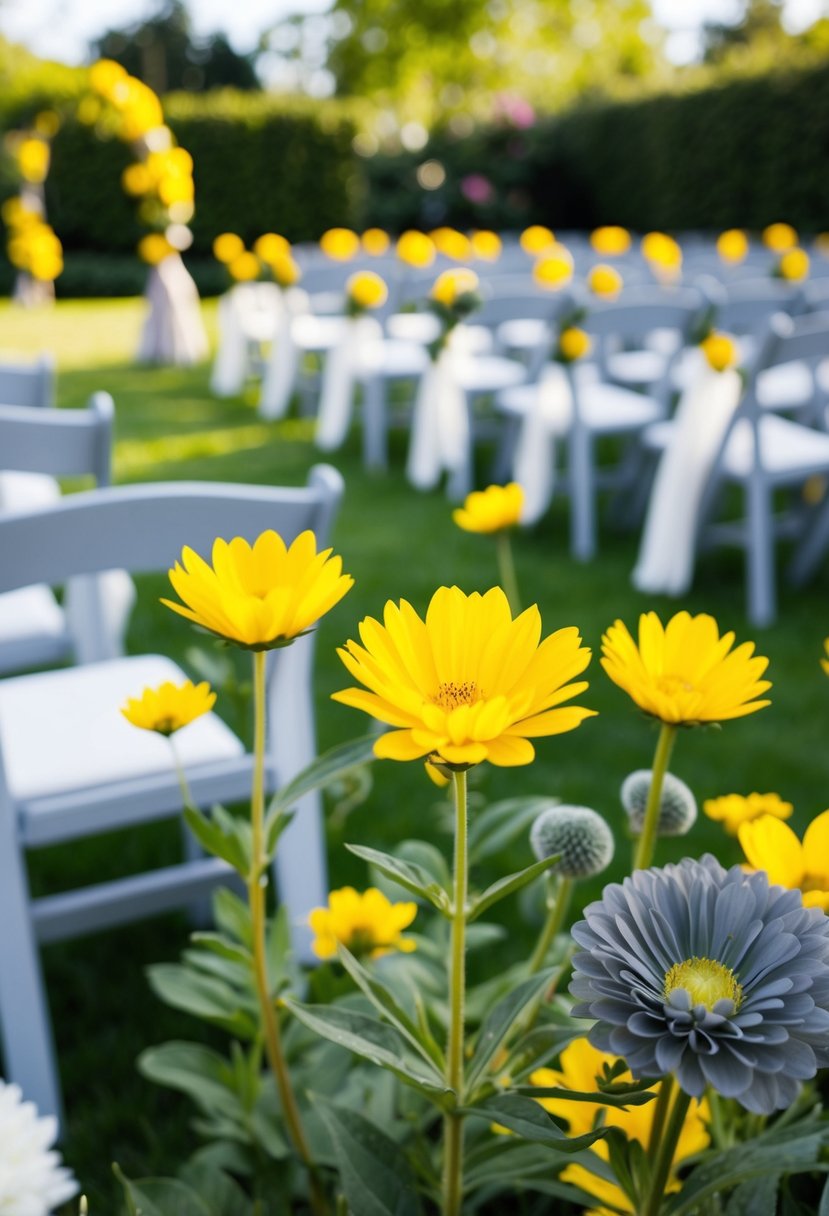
3;297;829;1207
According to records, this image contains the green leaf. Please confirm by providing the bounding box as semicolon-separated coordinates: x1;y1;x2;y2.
464;1141;567;1190
820;1172;829;1216
468;796;556;864
113;1166;213;1216
283;998;449;1100
664;1122;826;1216
518;1084;657;1108
336;943;444;1072
463;1095;606;1153
465;970;556;1097
138;1042;244;1118
312;1096;422;1216
184;805;248;875
346;843;451;915
467;853;562;922
266;734;378;826
178;1163;255;1216
264;806;295;858
212;887;252;948
190;932;252;968
146;963;258;1039
726;1176;781;1216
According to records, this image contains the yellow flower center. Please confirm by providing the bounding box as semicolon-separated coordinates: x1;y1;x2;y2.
656;674;695;698
434;680;481;710
664;957;743;1010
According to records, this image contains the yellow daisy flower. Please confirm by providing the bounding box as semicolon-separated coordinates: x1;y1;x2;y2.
533;246;574;291
470;230;502;261
396;230;435;268
308;886;417;960
531;1038;709;1215
590;225;631;256
121;680;216;736
361;227;390;256
213;232;245;264
520;225;556;255
430;227;472;261
228;251;260;282
716;228;749;264
346;270;388;310
588;264;623;299
320;227;360;261
163;529;354;651
779;248;810;282
333;585;595;769
700;331;738;372
601;611;772;725
452;483;523;534
703;791;793;835
558;327;591;362
739;811;829;910
762;222;797;253
431;268;479;307
253;232;291;262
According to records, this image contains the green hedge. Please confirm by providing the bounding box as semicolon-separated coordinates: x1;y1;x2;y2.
362;61;829;234
39;90;359;257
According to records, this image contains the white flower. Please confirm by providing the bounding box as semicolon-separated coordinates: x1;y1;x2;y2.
0;1082;78;1215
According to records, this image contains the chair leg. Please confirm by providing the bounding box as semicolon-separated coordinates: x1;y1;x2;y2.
745;478;776;627
362;374;388;471
569;423;596;561
0;827;63;1127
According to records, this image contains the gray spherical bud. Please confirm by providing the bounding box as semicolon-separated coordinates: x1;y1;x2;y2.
621;769;697;837
530;804;615;880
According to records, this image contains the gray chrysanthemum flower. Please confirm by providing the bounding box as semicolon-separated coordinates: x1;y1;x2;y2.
530;804;614;879
570;854;829;1114
621;769;697;837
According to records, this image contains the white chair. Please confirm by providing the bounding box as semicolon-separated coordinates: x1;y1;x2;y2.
596;287;703;404
0;354;54;409
0;469;344;1124
696;313;829;624
0;392;135;674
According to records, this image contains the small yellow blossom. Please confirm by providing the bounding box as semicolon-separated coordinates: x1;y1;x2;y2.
308;887;417;959
590;226;631;256
254;233;291;263
470;230;502;261
588;264;623;299
779;248;810;282
763;222;797;253
717;229;749;264
642;231;682;277
121;680;216;736
17;138;50;184
740;811;829;910
347;270;388;310
520;225;555;255
163;529;353;651
431;268;479;307
138;233;174;265
361;227;390;256
396;230;436;268
430;227;472;261
601;611;771;725
453;483;524;534
700;331;738;372
533;246;574;291
228;251;260;282
703;792;793;835
320;227;360;260
558;327;591;362
213;232;245;264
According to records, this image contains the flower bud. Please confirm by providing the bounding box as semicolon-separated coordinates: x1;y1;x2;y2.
530;804;614;879
621;769;697;837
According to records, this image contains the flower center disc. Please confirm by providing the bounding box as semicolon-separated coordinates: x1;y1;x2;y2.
664;956;743;1011
435;680;481;710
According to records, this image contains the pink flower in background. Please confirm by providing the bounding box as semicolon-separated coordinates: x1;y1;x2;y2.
493;92;536;130
461;174;494;205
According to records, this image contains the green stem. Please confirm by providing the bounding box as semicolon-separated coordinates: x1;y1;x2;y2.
643;1085;692;1216
442;769;469;1216
707;1090;730;1149
496;530;521;615
168;735;195;811
646;1074;675;1163
248;652;326;1216
528;876;574;974
633;723;677;871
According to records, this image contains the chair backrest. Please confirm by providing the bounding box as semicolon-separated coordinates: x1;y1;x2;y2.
741;311;829;423
0;466;344;595
585;288;703;340
475;293;559;328
0;354;55;409
0;392;113;486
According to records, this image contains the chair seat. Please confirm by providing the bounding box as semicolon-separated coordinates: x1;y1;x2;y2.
0;653;245;803
606;349;666;386
0;471;61;513
359;339;429;378
455;355;526;394
292;314;348;351
723;415;829;480
498;377;661;434
0;585;66;644
386;313;442;344
755;360;817;411
497;318;551;350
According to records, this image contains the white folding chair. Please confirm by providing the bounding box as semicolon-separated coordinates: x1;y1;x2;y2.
0;468;343;1124
0;392;135;674
0;353;54;409
697;313;829;624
